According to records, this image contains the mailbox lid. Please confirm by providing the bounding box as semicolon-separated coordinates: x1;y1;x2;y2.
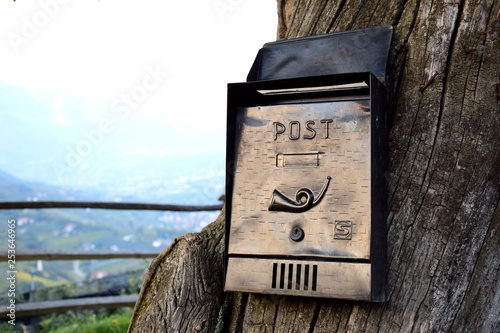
247;25;393;83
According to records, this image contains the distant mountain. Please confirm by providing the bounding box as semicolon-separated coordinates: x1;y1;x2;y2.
0;169;22;184
0;81;226;189
0;160;225;204
0;169;67;201
0;168;222;295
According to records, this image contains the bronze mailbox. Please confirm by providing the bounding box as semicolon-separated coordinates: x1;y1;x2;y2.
224;72;388;301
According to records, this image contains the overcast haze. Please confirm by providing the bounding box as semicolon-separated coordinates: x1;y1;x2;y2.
0;1;277;187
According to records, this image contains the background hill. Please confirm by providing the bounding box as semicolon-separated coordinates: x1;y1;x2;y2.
0;168;224;297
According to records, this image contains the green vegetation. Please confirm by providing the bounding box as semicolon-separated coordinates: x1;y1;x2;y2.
0;322;22;332
0;308;132;333
38;309;132;333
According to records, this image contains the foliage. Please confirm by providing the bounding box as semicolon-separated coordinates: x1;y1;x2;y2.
0;322;23;332
38;308;132;333
0;309;131;332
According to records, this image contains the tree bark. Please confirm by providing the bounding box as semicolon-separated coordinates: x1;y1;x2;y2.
130;0;500;332
128;210;226;332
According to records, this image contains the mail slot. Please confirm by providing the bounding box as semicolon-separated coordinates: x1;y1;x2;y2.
224;72;388;301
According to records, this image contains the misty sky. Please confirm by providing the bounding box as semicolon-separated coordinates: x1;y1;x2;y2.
0;1;277;186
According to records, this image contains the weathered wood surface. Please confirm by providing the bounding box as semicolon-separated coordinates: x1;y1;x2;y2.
0;201;222;211
129;209;226;332
130;0;499;332
0;295;138;318
0;251;159;261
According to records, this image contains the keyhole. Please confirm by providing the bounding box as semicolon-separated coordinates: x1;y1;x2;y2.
290;227;304;242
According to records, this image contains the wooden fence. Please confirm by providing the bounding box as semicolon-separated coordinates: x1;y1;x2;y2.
0;295;138;318
0;250;159;262
0;200;223;318
0;201;223;211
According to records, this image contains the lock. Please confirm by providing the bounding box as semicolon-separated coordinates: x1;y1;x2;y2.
290;227;304;242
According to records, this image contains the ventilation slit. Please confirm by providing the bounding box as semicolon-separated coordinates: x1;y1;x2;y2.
279;263;286;289
312;265;318;291
272;263;278;288
304;264;310;290
271;262;318;291
296;264;301;290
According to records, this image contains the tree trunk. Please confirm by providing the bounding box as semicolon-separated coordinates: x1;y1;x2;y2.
129;1;500;332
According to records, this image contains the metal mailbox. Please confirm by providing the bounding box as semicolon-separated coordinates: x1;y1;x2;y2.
225;26;391;301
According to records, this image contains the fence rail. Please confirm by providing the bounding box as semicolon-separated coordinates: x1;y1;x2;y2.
0;199;223;319
0;201;223;211
0;295;138;318
0;251;159;262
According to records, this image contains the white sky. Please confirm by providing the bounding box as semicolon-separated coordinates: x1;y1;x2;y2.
0;0;277;149
0;0;277;185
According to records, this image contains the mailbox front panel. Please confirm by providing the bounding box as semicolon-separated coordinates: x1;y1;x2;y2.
228;100;371;260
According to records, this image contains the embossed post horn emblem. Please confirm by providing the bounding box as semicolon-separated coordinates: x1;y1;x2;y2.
269;176;331;213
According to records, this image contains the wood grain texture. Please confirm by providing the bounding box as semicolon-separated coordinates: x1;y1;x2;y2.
128;209;226;332
130;0;499;331
0;295;137;318
0;250;158;261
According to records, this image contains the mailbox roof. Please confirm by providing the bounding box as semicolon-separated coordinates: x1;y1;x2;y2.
247;25;393;84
